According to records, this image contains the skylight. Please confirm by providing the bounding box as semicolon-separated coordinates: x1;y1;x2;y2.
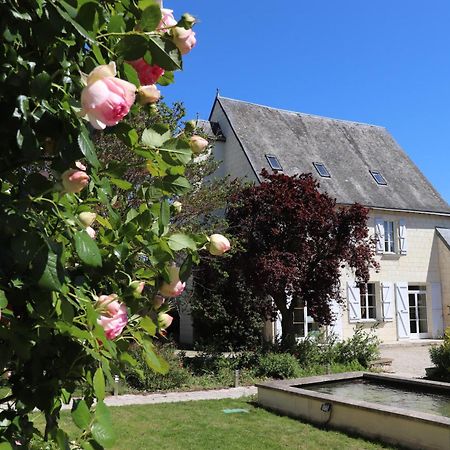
313;162;331;178
370;170;387;185
265;154;283;171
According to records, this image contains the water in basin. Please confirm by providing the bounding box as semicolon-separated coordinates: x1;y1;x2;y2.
299;379;450;418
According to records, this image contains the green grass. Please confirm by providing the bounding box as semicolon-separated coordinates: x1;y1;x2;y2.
33;397;397;450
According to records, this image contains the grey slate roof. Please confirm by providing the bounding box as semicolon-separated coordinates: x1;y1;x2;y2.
212;96;450;214
436;228;450;250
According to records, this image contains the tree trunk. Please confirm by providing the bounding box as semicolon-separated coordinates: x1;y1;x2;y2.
280;312;297;350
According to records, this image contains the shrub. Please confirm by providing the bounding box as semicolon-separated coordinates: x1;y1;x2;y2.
256;353;301;379
334;326;380;367
429;327;450;379
125;344;192;392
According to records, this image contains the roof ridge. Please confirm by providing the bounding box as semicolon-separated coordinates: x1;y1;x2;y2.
217;95;386;129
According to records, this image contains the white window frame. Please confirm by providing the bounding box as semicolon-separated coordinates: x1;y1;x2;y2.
375;218;407;255
384;220;396;253
360;283;377;320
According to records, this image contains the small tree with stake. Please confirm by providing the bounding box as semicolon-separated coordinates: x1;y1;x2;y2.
226;169;378;349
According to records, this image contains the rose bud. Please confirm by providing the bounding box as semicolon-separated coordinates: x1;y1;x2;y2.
62;167;90;193
79;212;97;227
127;58;165;85
184;120;197;132
130;280;145;297
96;294;128;340
159;265;186;298
189;135;208;155
172;201;182;213
86;226;96;239
153;294;165;309
138;84;161;105
80;62;136;130
172;27;196;55
208;234;231;256
158;312;173;330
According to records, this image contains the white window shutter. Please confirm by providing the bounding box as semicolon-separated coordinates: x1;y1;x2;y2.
347;281;361;321
329;299;343;341
395;282;410;339
399;219;407;255
375;218;384;254
381;282;394;321
431;282;444;338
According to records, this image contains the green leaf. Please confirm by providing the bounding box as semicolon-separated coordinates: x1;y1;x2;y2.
110;178;132;190
93;368;105;401
30;71;51;99
0;443;13;450
91;401;115;448
108;15;125;33
95;215;112;230
148;36;182;71
159;199;170;234
179;255;193;282
71;399;91;430
141;124;171;148
140;316;157;336
167;233;197;251
157;71;174;86
154;176;191;195
142;341;169;374
0;290;8;309
92;45;106;65
116;35;148;60
140;4;162;32
53;3;95;42
37;248;64;292
74;231;102;267
123;62;140;87
159;138;192;165
78;125;100;168
56;428;70;450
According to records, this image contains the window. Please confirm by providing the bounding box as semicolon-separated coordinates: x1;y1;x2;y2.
313;162;331;178
360;283;376;319
375;218;407;255
384;220;395;253
370;170;387;185
265;154;283;171
348;281;379;322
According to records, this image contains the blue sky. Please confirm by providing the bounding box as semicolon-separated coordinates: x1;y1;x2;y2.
163;0;450;203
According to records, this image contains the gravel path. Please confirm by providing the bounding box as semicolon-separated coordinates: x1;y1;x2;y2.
379;340;442;378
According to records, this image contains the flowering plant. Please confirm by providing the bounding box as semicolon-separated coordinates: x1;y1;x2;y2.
0;1;224;448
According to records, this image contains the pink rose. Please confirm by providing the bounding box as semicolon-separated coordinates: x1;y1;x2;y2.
172;27;196;55
61;166;90;193
208;234;231;256
80;62;136;130
189;135;208;155
138;84;161;105
158;312;173;330
97;294;128;340
127;59;165;85
158;8;178;31
159;266;185;297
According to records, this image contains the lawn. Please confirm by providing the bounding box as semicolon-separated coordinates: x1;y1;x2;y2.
33;397;397;449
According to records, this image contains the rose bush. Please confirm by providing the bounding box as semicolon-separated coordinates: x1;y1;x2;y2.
0;1;224;448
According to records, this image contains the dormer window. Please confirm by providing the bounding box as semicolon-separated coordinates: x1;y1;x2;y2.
265;155;283;171
370;170;387;185
313;162;330;178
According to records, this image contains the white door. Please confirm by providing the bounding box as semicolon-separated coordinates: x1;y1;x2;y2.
395;282;410;339
408;286;430;338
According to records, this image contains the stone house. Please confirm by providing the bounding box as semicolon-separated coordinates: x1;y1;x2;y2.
180;95;450;345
